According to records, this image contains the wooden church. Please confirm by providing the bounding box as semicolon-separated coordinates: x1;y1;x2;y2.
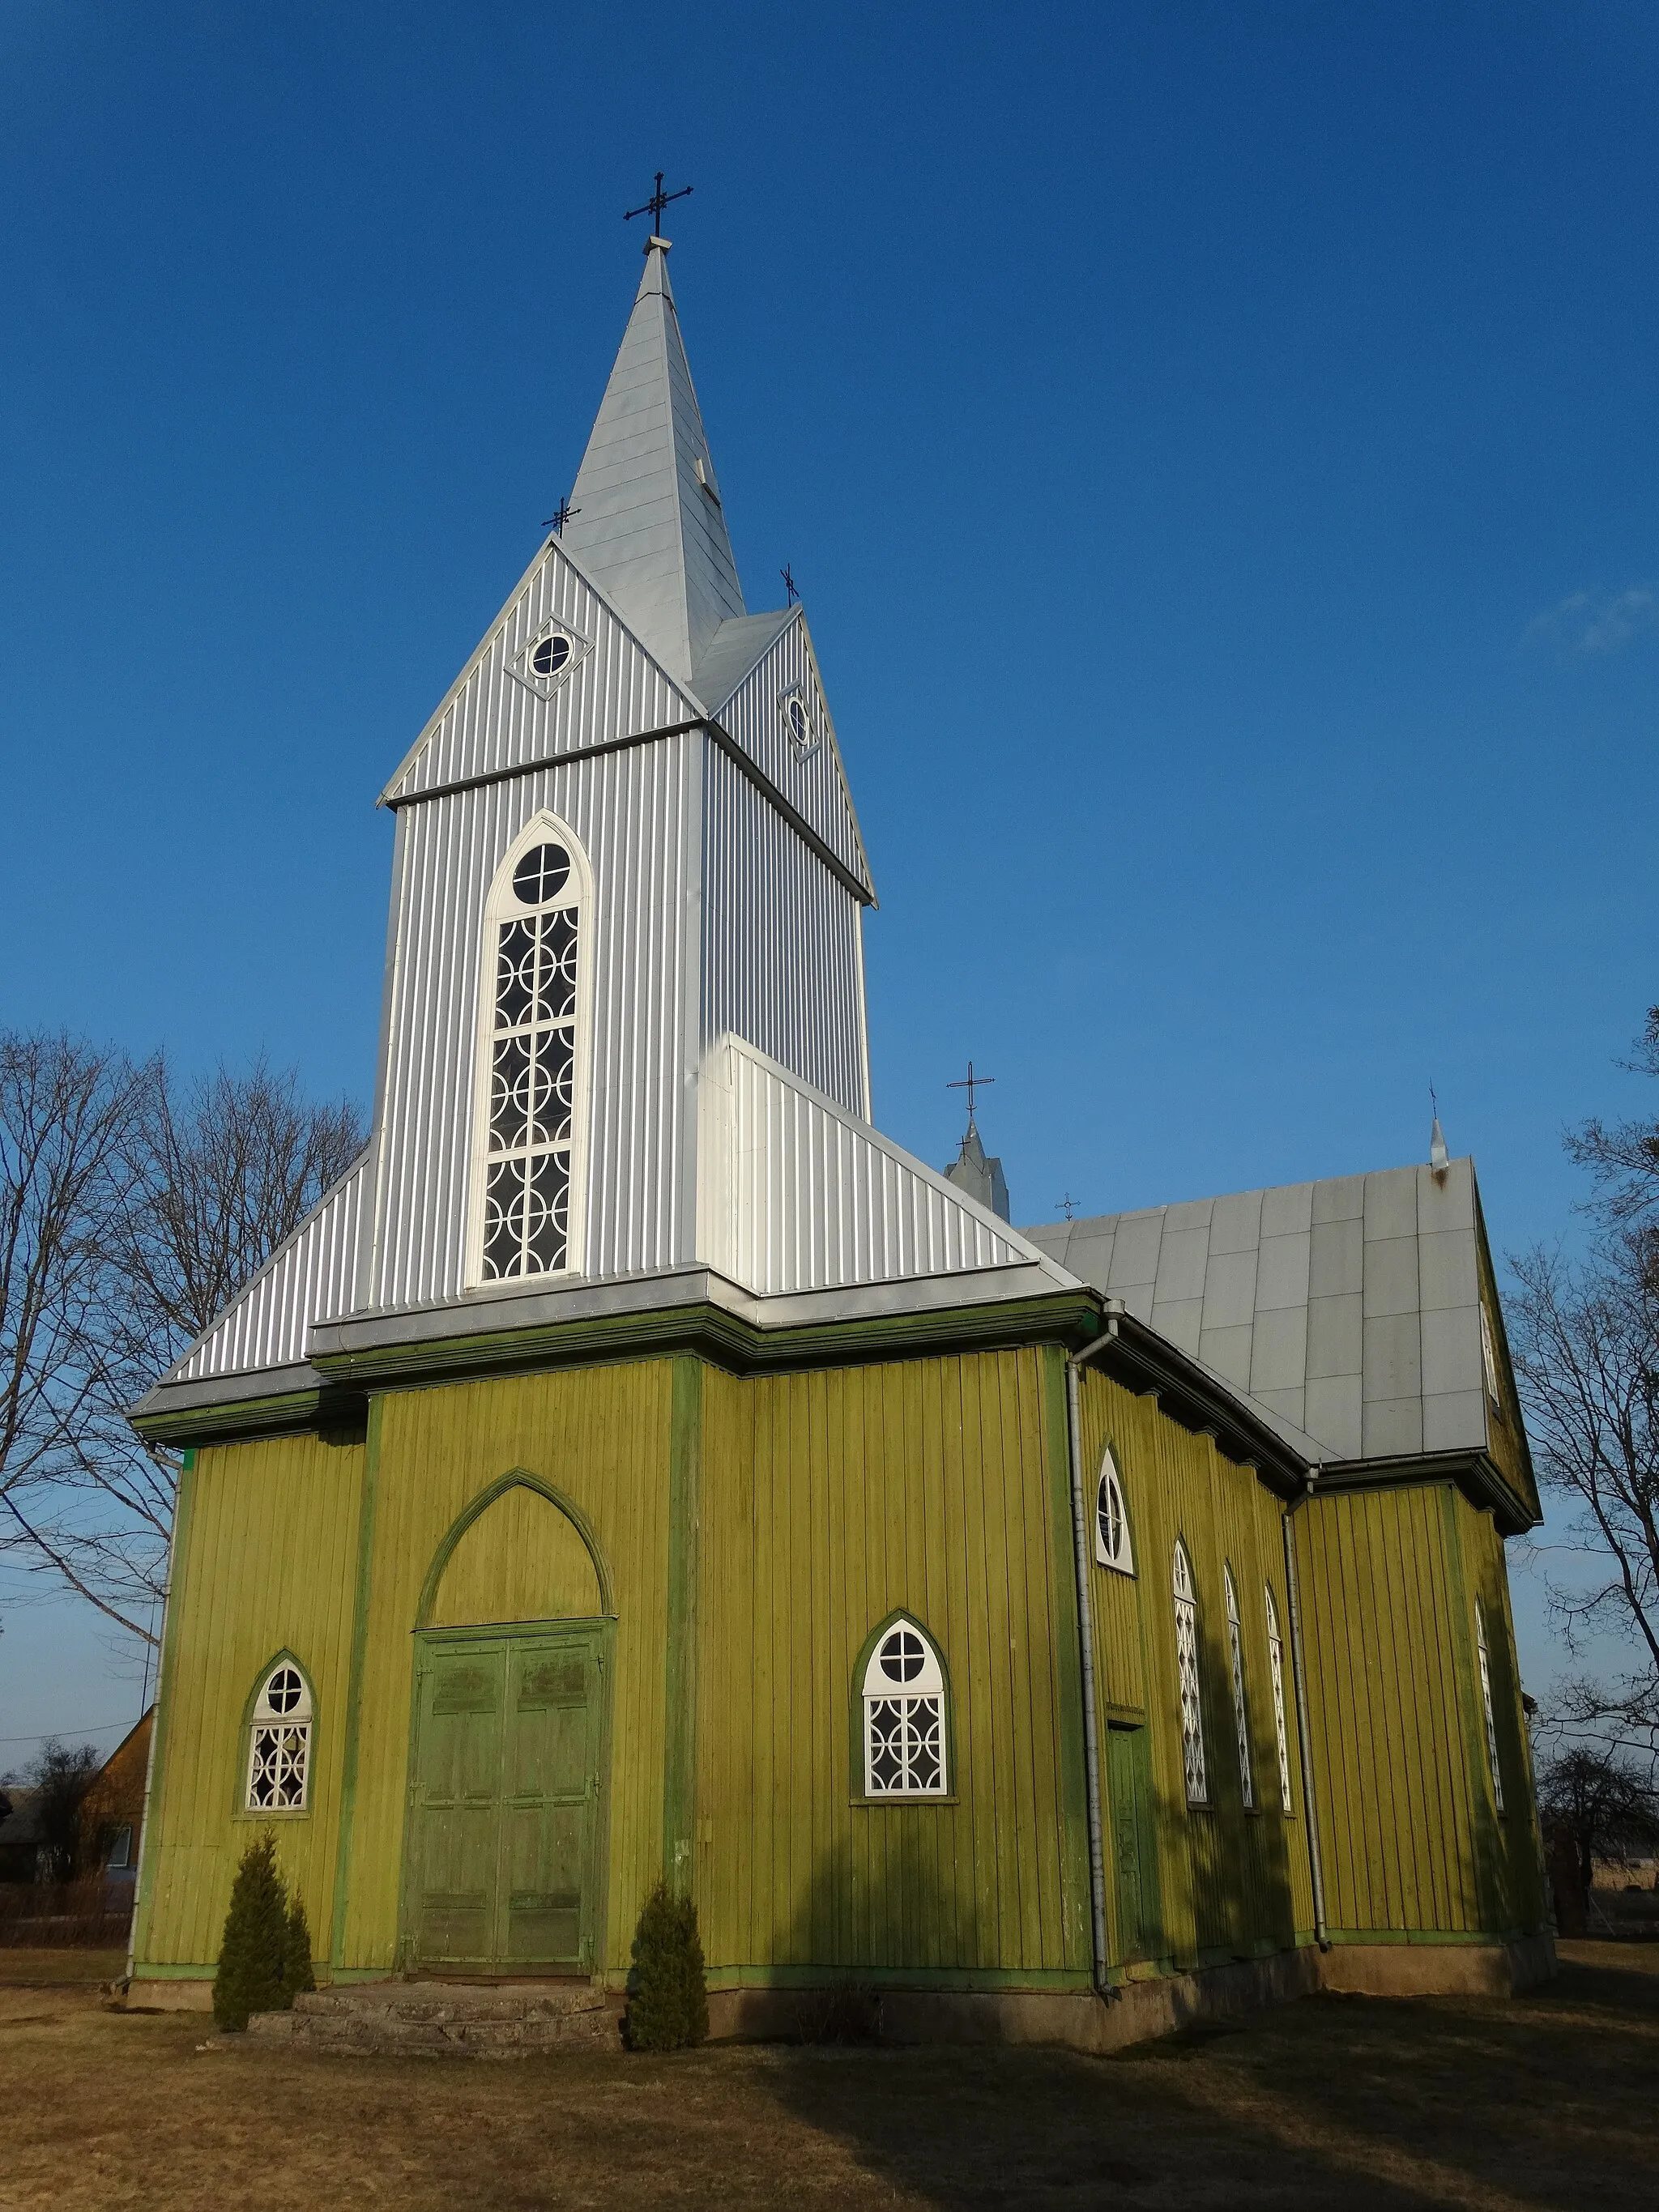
126;226;1551;2046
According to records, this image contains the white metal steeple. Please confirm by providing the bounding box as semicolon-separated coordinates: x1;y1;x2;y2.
561;239;745;686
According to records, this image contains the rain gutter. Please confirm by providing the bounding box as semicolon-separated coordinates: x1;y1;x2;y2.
1064;1314;1122;2003
1282;1468;1330;1949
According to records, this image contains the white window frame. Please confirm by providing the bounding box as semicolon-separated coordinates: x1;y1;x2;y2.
1265;1584;1294;1811
1475;1600;1506;1814
861;1619;949;1799
465;812;595;1289
1172;1541;1209;1807
1480;1302;1503;1412
245;1660;313;1816
1094;1447;1135;1575
1224;1565;1255;1811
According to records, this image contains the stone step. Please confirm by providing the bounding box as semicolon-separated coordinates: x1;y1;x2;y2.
248;1979;621;2058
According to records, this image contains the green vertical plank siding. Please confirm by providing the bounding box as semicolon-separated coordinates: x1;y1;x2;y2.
134;1432;366;1971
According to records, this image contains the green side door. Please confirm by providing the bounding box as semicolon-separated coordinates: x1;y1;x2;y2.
407;1626;605;1972
1106;1722;1163;1966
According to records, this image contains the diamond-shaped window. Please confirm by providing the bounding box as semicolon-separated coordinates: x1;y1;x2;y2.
509;620;591;701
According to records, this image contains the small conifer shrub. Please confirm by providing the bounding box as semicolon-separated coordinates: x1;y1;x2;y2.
282;1894;317;2001
213;1833;293;2031
625;1877;709;2052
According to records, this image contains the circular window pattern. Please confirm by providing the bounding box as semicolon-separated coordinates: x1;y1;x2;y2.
787;696;811;747
878;1626;926;1683
1098;1474;1122;1561
531;633;572;678
513;844;571;906
267;1665;303;1715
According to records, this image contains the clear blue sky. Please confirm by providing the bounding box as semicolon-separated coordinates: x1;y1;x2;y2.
2;1;1657;1750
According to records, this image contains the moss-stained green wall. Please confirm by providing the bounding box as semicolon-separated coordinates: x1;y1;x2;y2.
692;1346;1090;1986
134;1430;366;1968
1075;1370;1312;1972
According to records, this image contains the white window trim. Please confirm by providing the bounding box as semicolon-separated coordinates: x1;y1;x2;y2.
1480;1302;1503;1412
1094;1447;1135;1575
1225;1565;1255;1811
1475;1601;1507;1814
1265;1584;1294;1811
464;811;595;1289
1173;1541;1209;1807
860;1618;949;1799
245;1660;314;1817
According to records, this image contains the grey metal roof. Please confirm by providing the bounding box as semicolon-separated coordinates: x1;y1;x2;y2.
1025;1157;1497;1467
689;606;798;717
561;243;745;686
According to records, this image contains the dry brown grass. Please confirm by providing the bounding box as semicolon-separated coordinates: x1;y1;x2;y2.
2;1942;1654;2210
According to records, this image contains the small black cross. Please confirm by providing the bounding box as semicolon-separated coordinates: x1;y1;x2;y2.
947;1061;995;1127
1056;1193;1081;1221
781;564;800;604
625;171;693;237
542;496;579;535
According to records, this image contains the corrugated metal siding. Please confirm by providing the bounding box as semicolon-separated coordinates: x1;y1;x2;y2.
136;1432;366;1967
1298;1485;1484;1934
700;744;868;1116
1076;1371;1312;1967
697;1036;1036;1297
336;1363;674;1975
171;1153;369;1382
369;731;700;1306
694;1352;1086;1977
711;607;872;895
382;540;696;805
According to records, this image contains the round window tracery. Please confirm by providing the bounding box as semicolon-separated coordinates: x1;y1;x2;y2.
513;843;572;906
531;633;572;678
787;696;810;746
878;1626;926;1683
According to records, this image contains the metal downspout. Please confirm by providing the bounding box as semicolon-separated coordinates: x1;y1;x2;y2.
1282;1470;1329;1950
125;1467;185;1986
1065;1324;1118;2001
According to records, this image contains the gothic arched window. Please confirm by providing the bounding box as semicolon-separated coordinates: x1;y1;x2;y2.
245;1658;313;1814
1475;1600;1506;1814
1224;1565;1255;1810
1094;1447;1134;1575
469;816;591;1285
1172;1541;1209;1807
1265;1583;1294;1810
860;1617;949;1798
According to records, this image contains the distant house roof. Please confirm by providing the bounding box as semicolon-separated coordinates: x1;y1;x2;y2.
1026;1156;1517;1476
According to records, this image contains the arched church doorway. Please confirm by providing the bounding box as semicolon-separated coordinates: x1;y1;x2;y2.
399;1476;614;1975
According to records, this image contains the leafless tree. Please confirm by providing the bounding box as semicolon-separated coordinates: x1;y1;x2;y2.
1509;1005;1659;1778
1536;1744;1659;1899
0;1034;143;1618
2;1046;365;1644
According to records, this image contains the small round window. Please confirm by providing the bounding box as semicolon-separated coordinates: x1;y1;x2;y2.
787;696;811;747
265;1665;304;1715
878;1626;926;1683
513;843;571;906
531;634;572;678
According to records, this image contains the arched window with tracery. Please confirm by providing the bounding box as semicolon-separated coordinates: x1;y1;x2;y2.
1224;1565;1254;1810
468;816;591;1285
1475;1600;1506;1813
245;1658;313;1814
860;1617;949;1798
1094;1447;1134;1575
1265;1583;1293;1810
1172;1541;1208;1806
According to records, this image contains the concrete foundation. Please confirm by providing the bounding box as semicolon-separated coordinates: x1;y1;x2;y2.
1317;1933;1556;1999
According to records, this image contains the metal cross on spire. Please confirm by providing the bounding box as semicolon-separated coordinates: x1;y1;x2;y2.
542;495;579;535
781;564;800;605
625;171;693;243
1056;1193;1080;1221
947;1061;995;1130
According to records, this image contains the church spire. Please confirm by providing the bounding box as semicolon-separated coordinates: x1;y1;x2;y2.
561;237;746;686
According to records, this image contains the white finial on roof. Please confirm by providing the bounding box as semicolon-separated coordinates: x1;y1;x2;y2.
1429;1085;1449;1181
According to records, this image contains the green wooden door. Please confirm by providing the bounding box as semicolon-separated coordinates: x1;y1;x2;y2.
1106;1723;1162;1965
407;1626;605;1971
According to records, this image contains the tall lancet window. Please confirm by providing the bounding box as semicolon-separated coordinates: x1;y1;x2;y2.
469;818;591;1285
1173;1541;1209;1807
1224;1565;1255;1811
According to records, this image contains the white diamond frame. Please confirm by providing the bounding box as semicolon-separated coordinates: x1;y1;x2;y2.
465;811;595;1289
1265;1584;1294;1810
1224;1566;1255;1810
506;614;594;702
1172;1541;1209;1807
1475;1600;1506;1813
245;1659;313;1815
1094;1447;1135;1575
861;1618;949;1797
776;678;823;764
